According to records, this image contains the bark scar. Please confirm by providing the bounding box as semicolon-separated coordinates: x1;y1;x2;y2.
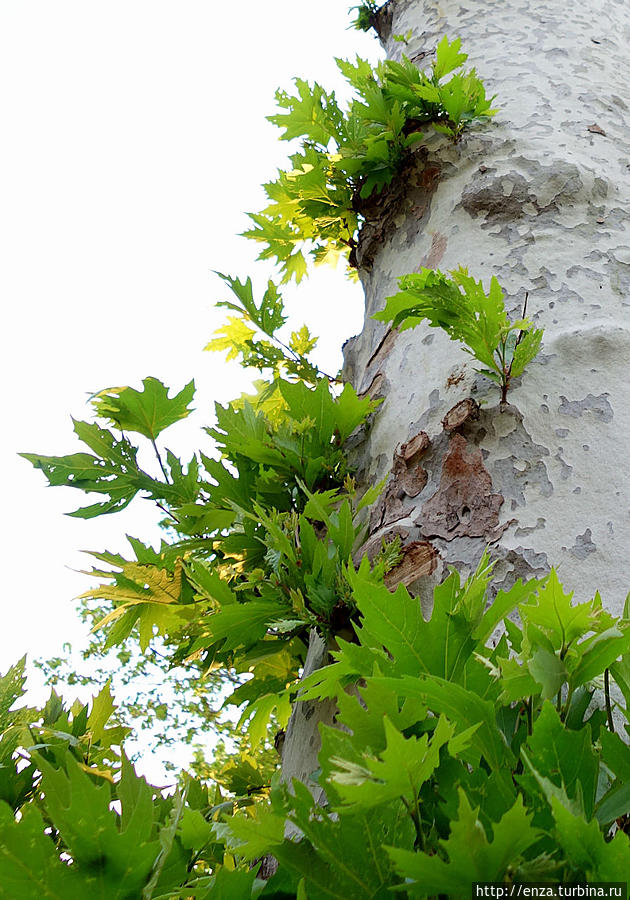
370;430;430;531
383;540;439;591
419;433;508;542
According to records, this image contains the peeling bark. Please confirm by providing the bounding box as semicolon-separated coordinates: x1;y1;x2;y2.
343;0;630;611
419;433;507;542
370;430;430;530
280;0;630;816
442;397;480;432
383;540;439;590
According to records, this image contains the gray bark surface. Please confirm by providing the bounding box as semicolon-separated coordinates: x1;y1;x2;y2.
282;0;630;792
280;629;337;804
345;0;630;613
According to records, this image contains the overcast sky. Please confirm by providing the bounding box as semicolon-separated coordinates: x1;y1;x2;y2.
1;1;383;696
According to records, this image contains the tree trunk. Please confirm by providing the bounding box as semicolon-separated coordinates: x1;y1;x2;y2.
282;0;630;791
345;0;630;614
280;629;337;806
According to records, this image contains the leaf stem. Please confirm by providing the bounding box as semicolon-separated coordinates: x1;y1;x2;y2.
402;795;424;851
150;437;170;483
155;501;180;525
561;684;574;724
526;697;533;737
605;668;615;732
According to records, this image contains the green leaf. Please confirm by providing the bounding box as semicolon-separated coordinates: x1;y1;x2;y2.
433;35;468;80
510;326;544;377
521;702;598;819
388;792;540;892
240;691;292;747
520;570;600;654
202;867;257;900
495;654;540;705
21;422;146;518
375;674;515;779
268;79;341;146
348;567;479;683
595;781;630;828
33;752;163;897
330;715;454;809
86;682;116;743
374;267;539;399
214;272;287;336
527;645;567;700
550;796;630;879
0;658;27;732
192;600;290;655
220;801;285;860
599;728;630;782
473;578;539;645
92;377;195;440
0;803;87;899
205;316;256;360
356;475;387;513
289;324;318;357
273;781;414;898
375;267;506;370
571;625;630;687
213;753;268;798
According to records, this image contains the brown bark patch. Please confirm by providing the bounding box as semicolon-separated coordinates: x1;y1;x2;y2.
446;369;466;389
420;433;506;542
370;431;430;530
420;231;448;270
400;430;430;464
355;526;410;566
383;540;439;591
358;372;385;401
372;0;394;41
356;153;441;271
442;397;480;432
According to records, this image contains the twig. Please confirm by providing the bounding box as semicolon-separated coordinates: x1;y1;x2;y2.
605;668;615;732
150;437;170;483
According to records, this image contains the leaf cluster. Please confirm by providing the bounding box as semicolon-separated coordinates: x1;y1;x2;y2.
206;273;328;385
375;266;544;400
0;660;259;898
245;37;497;282
24;372;380;778
215;561;630;896
349;1;379;32
7;557;630;896
21;378;197;518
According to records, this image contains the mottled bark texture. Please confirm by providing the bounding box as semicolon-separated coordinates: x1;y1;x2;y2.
345;0;630;612
281;0;630;794
280;629;337;805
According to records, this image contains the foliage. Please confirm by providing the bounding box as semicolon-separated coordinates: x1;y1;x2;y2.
349;1;379;32
375;266;544;401
8;560;630;896
0;659;262;898
23;369;380;793
215;560;630;895
206;273;331;386
245;37;496;282
35;635;252;777
12;8;621;898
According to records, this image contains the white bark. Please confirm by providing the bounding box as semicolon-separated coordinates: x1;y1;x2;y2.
281;0;630;793
280;629;337;803
344;0;630;615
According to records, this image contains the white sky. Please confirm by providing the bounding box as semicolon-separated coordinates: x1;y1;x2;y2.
1;0;382;717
